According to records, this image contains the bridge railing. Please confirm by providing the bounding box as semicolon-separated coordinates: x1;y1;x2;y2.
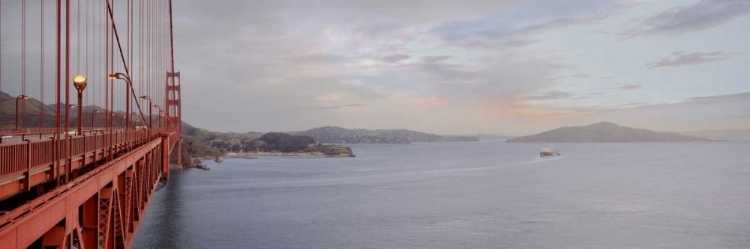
0;129;167;184
0;142;28;176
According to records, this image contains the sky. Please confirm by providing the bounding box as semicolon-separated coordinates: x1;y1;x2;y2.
2;0;749;135
169;0;750;135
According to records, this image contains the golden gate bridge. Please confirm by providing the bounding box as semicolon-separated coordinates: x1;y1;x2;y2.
0;0;181;248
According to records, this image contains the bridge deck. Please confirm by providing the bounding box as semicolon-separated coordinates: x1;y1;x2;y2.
0;130;177;201
0;133;176;248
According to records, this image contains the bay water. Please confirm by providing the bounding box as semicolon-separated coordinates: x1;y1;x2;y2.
134;141;750;248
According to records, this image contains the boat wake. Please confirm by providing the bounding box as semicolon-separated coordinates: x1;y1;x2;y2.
385;155;567;176
533;155;566;163
196;156;567;190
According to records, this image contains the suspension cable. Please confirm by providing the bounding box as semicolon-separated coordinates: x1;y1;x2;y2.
105;0;146;125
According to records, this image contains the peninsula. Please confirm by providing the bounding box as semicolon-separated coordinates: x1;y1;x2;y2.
232;132;355;158
180;123;354;166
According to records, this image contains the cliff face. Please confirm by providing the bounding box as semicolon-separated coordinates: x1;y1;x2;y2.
508;122;712;143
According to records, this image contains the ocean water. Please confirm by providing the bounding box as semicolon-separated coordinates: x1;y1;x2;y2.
133;141;750;249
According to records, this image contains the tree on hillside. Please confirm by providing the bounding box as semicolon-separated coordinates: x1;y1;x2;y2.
253;132;315;152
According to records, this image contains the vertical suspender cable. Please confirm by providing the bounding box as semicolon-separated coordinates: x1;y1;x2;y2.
76;0;79;72
145;0;149;110
164;0;166;110
129;0;133;87
127;0;130;69
86;0;89;118
96;0;99;118
159;0;162;112
55;0;61;182
65;0;70;143
105;0;109;128
0;0;3;93
139;0;142;99
127;0;130;124
41;0;45;127
127;0;130;123
64;0;70;183
110;0;113;128
22;0;26;127
146;0;150;108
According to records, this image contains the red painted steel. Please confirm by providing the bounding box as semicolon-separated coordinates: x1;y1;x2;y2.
0;0;181;248
0;134;171;248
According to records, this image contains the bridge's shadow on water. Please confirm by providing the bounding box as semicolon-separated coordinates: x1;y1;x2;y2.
133;169;191;248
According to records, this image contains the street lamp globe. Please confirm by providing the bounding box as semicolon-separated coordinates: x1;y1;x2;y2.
73;74;88;90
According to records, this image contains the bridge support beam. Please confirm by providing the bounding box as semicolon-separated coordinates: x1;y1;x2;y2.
41;225;66;248
81;194;99;249
0;136;171;249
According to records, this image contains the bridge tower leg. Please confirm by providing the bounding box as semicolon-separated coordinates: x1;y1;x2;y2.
165;71;182;167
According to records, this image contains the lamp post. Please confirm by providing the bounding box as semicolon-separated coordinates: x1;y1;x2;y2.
140;96;153;130
108;72;132;130
73;74;88;135
15;95;29;129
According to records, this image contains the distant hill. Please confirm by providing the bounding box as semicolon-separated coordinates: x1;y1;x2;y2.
475;134;515;141
679;129;750;141
0;91;54;120
292;126;479;144
507;122;711;143
179;123;355;165
0;90;130;127
439;135;482;143
0;91;58;127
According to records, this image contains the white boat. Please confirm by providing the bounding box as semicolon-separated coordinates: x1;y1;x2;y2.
540;146;560;157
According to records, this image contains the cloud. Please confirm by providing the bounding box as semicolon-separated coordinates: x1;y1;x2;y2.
302;104;367;110
590;91;750;131
629;0;750;36
381;54;412;63
646;51;738;68
552;73;591;80
430;0;632;47
572;91;605;100
525;91;576;101
492;91;750;134
686;91;750;102
568;73;592;79
616;84;642;90
421;55;451;64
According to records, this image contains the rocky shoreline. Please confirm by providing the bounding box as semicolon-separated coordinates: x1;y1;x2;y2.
226;149;355;158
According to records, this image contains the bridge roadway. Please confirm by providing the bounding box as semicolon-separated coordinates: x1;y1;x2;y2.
0;129;179;248
0;127;169;143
